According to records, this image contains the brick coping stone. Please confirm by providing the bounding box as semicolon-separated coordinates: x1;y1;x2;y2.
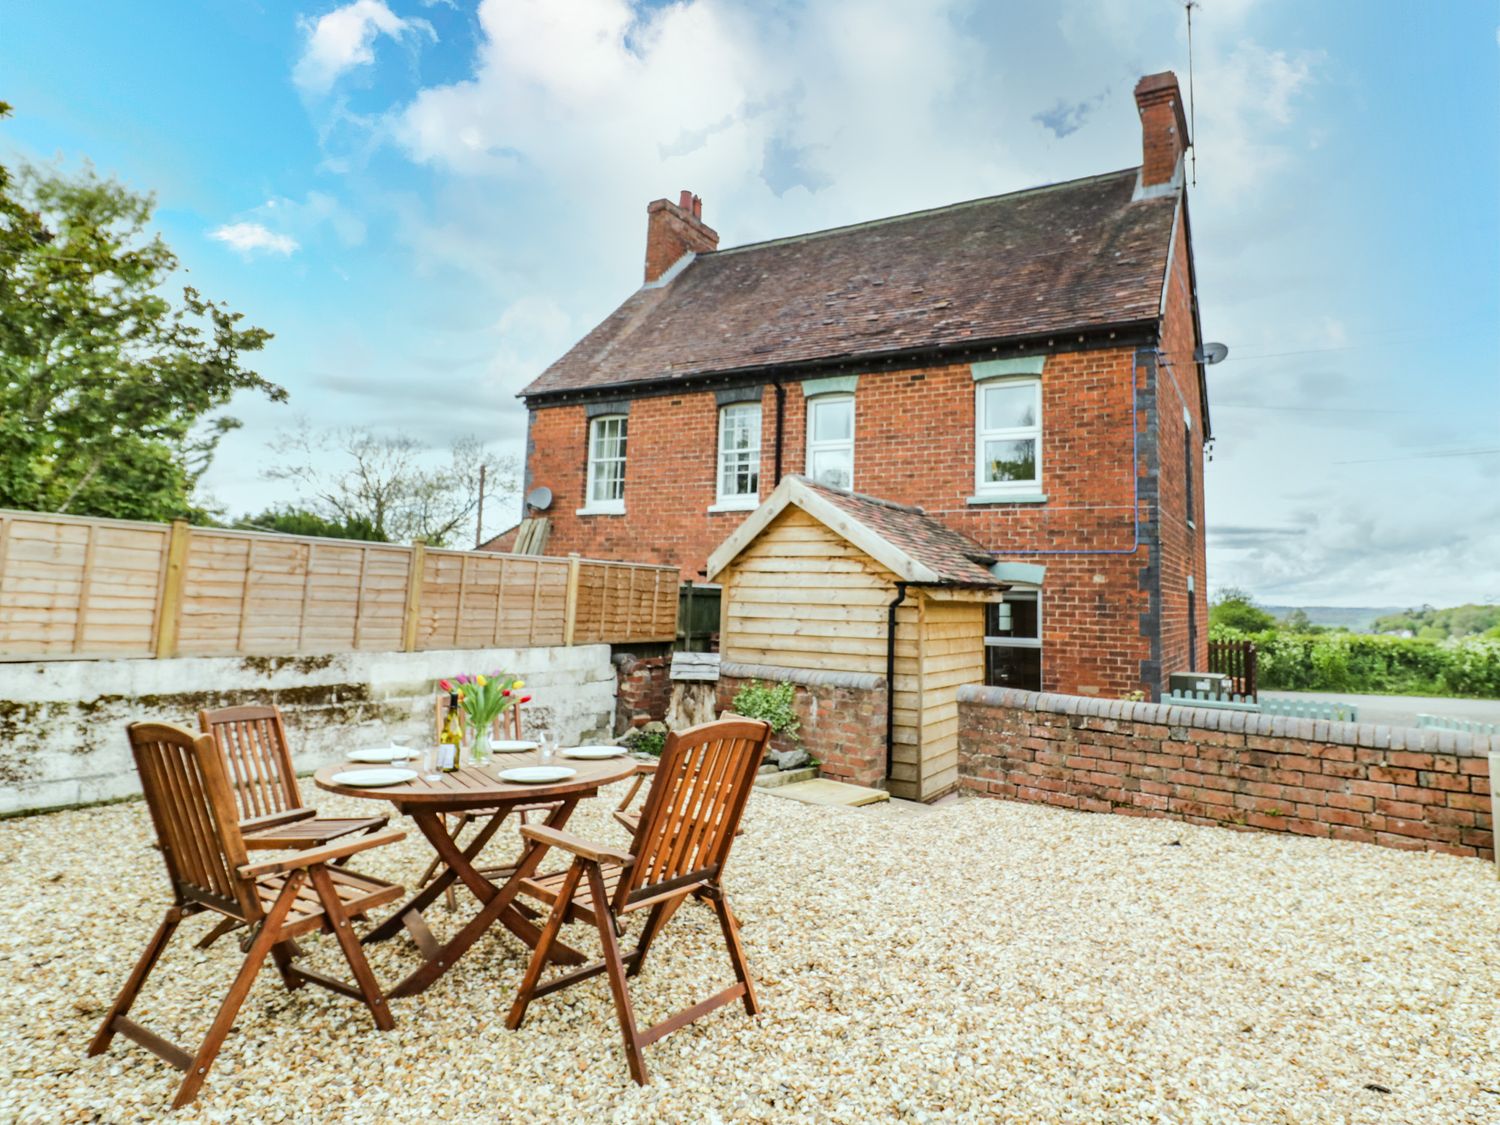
721;661;885;693
957;685;1499;757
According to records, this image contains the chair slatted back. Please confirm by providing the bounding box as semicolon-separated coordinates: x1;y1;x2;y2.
434;694;524;742
128;722;257;920
617;718;770;910
198;705;303;822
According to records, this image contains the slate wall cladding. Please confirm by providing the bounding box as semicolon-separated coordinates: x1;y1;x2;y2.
958;686;1497;860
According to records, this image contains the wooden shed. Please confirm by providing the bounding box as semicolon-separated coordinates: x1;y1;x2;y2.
706;476;1008;802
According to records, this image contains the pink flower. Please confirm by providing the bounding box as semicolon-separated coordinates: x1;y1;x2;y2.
439;679;452;692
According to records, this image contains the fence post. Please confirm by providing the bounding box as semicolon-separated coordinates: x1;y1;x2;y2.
153;518;191;659
563;553;582;646
403;540;426;653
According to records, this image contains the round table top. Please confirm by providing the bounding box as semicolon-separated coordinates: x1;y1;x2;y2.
313;751;638;807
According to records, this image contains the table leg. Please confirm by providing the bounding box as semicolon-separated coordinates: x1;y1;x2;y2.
384;796;589;999
364;808;512;945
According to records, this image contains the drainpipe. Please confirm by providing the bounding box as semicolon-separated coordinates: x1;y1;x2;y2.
884;581;910;781
772;380;786;484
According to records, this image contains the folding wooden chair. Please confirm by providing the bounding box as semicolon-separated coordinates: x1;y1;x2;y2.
506;717;771;1084
196;704;388;948
90;722;406;1109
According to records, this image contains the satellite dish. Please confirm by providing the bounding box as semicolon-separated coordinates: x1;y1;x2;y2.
1194;342;1228;365
525;486;553;512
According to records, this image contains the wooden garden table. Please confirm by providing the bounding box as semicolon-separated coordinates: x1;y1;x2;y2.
314;754;636;998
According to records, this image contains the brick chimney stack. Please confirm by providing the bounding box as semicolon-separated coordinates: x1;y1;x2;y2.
1134;72;1190;190
644;191;718;283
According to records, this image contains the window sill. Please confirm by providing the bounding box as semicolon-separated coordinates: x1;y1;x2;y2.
967;493;1047;506
576;505;625;517
708;498;760;513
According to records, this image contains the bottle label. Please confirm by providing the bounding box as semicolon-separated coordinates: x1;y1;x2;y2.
438;744;457;771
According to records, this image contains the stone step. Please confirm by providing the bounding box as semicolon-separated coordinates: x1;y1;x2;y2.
753;766;818;789
762;778;890;807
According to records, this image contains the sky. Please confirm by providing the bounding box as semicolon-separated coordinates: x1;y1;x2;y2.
1;0;1497;606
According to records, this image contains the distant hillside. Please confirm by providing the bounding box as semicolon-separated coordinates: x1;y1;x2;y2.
1370;604;1500;639
1261;606;1404;633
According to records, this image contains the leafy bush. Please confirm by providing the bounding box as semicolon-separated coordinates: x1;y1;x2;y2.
629;727;666;757
1211;625;1500;698
730;679;801;743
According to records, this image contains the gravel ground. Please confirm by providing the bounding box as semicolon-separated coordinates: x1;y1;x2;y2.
3;784;1500;1123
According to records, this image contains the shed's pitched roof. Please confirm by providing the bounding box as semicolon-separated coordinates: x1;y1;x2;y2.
524;168;1177;398
706;476;1004;589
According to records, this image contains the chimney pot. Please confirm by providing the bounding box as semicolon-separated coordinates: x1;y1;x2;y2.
678;189;694;209
1134;71;1190;190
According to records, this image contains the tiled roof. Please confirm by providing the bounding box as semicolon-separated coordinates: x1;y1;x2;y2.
523;168;1176;397
798;478;1003;588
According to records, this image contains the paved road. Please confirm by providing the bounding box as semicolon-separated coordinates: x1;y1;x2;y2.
1261;692;1500;730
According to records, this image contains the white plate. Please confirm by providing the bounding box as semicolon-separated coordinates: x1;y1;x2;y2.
562;745;627;760
498;766;577;784
347;746;406;763
330;767;417;788
489;740;539;754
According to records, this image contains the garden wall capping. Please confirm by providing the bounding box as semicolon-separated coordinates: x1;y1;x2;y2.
957;684;1498;756
720;661;885;692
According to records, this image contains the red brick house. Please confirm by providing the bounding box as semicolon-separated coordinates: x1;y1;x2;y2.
491;71;1212;701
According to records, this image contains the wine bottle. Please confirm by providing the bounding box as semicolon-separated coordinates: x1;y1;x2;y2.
440;691;464;771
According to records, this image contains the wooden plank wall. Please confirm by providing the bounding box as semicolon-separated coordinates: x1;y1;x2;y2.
0;509;677;660
915;598;987;799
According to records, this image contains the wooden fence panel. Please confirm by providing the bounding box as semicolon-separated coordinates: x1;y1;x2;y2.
0;512;167;658
0;509;678;660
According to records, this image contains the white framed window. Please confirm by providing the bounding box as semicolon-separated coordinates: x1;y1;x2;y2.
581;414;627;513
974;377;1041;496
806;393;854;490
984;591;1041;691
714;402;762;510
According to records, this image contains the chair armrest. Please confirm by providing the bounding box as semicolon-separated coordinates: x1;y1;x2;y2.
238;826;405;878
520;823;634;866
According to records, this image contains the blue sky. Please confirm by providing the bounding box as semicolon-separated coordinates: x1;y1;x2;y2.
2;0;1496;605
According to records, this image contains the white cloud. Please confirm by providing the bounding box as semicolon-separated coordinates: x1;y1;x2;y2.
209;222;301;256
293;0;435;94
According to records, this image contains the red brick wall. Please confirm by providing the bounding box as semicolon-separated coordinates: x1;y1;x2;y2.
1155;197;1210;681
613;653;671;733
521;341;1179;699
718;668;886;787
958;686;1497;860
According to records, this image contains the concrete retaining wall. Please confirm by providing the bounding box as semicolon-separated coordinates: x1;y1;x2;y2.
0;645;615;815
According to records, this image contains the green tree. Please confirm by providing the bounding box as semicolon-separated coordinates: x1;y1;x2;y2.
232;506;388;542
1209;586;1277;634
0;106;283;521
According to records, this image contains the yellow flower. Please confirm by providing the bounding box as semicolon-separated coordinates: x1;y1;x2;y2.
476;674;488;687
512;678;525;689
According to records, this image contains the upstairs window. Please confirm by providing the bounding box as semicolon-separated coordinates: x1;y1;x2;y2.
806;394;854;490
584;414;627;512
716;402;762;508
975;377;1041;496
1184;408;1195;528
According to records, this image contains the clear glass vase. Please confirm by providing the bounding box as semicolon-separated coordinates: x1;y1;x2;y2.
470;729;492;766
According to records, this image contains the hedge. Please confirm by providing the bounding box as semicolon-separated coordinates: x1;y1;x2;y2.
1210;628;1500;699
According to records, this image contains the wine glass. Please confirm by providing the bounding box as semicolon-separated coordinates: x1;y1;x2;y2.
389;733;412;768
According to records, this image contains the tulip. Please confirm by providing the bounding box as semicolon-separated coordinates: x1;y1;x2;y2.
439;679;452;692
519;694;532;704
476;673;488;687
501;688;511;697
513;679;526;689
